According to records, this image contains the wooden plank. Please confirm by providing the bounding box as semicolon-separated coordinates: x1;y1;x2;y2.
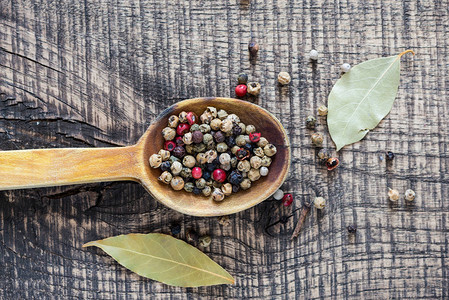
1;0;448;298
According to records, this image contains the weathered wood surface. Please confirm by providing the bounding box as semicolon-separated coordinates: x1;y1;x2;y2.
0;0;448;298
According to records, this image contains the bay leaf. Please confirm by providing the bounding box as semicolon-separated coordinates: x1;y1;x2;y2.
83;233;234;287
327;50;414;151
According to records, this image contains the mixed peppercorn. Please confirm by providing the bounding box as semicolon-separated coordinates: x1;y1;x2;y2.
149;107;277;201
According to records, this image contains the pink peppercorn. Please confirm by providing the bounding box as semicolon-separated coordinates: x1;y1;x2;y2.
192;167;202;179
249;132;261;143
176;123;190;136
186;112;198;125
235;84;247;98
282;194;293;207
212;169;226;183
164;141;176;152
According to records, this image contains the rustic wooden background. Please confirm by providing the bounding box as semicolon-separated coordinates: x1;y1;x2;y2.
1;0;448;298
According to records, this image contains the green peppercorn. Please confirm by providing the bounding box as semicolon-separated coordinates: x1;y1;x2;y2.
193;143;206;153
237;73;248;84
260;156;272;167
185;144;194;154
248;168;261;182
180;167;192;179
216;142;228;153
196;178;206;189
169;156;180;164
184;182;195;192
199;124;211;133
230;157;238;168
317;148;331;164
306;115;316;129
190;124;200;132
206;106;218;118
217;109;228;120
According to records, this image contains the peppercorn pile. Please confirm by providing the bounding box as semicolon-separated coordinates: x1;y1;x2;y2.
149;107;277;201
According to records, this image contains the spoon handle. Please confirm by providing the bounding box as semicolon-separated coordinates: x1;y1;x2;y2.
0;145;142;190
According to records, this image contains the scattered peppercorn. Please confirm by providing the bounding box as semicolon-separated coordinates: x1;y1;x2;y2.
341;63;351;73
386;151;395;161
237;73;248;84
317;148;331;164
247;82;261;96
404;189;416;201
170;223;181;235
217;215;231;226
186;229;198;243
309;49;319;60
388;188;400;201
235;84;247;98
347;225;357;234
314;197;326;209
199;235;211;247
326;157;339;171
277;72;291;85
282;193;293;207
273;189;284;200
318;105;328;116
248;41;259;57
305;115;316;129
311;132;324;147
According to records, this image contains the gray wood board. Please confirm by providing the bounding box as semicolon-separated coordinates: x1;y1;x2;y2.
0;0;448;298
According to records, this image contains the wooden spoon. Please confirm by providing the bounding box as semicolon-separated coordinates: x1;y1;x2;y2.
0;97;290;216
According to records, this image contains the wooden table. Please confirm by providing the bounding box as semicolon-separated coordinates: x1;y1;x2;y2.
1;0;448;298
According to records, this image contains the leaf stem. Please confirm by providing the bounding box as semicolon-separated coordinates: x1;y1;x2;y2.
398;49;415;58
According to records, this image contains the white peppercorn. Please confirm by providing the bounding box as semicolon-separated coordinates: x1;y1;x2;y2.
158;171;173;184
231;145;240;155
168;115;179;128
254;147;264;157
183;132;193;145
238;123;246;133
199;123;211;133
158;149;170;161
244;135;251;144
236;135;246;147
222;183;232;196
162;127;176;141
261;156;272;167
212;188;225;201
206;106;218;118
205;150;217;163
200;112;213;124
341;63;351;73
221;163;231;171
178;111;188;123
237;160;251;173
247;82;261;96
219;153;231;165
196;153;207;165
257;137;269;148
171;161;183;175
170;176;185;191
183;155;196;168
273;189;284;200
203;133;213;144
245;125;256;134
388;188;400;201
278;72;291;85
309;49;319;60
264;144;277;156
314;197;326;209
250;156;262;169
202;186;212;196
226;114;240;124
210;118;222;130
240;178;251;190
149;154;162;168
404;189;416;201
220;119;233;133
259;166;269;176
248;168;261;182
217;109;228;120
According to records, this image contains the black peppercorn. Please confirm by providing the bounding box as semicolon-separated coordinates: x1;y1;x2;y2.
186;229;198;243
160;161;171;172
173;146;186;158
193;187;202;195
347;225;357;234
228;170;243;185
170;223;181;235
203;171;211;181
232;124;242;136
243;143;254;152
248;41;259;56
386;151;395;161
214;131;225;143
236;148;249;160
206;163;216;172
226;136;236;147
232;185;240;193
192;131;203;144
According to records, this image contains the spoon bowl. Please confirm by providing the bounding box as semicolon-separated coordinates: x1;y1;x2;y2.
0;97;290;216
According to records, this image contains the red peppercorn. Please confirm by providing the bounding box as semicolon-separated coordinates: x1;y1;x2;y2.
282;194;293;207
249;132;261;143
175;136;185;146
212;169;226;183
235;84;247;98
192;167;202;179
176;123;190;136
326;157;339;171
164;141;176;152
186;112;198;125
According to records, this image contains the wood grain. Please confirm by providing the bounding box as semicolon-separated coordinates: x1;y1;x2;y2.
1;0;448;299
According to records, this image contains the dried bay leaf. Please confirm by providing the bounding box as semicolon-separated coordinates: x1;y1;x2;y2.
327;50;414;151
83;233;234;287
